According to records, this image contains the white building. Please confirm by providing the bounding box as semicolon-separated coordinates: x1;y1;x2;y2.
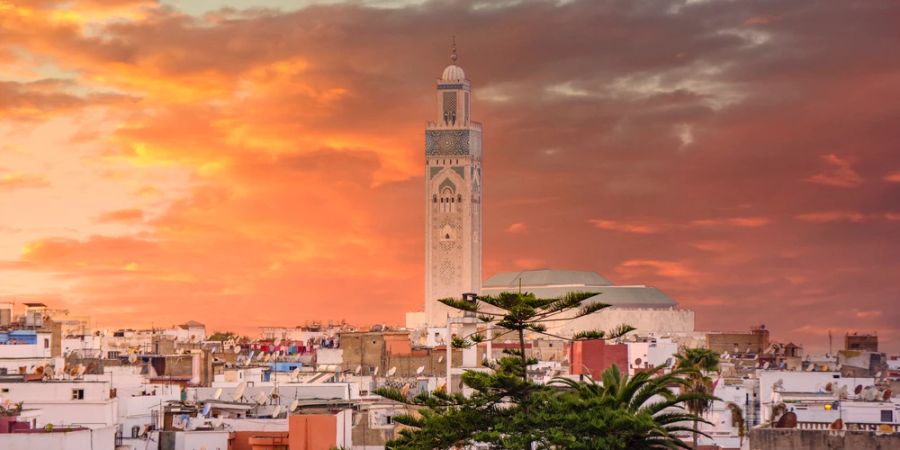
0;425;116;450
626;337;680;375
0;380;118;428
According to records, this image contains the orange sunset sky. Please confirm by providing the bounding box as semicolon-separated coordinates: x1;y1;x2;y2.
1;0;898;352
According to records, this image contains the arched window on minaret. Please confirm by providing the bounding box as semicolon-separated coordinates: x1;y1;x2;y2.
443;92;457;126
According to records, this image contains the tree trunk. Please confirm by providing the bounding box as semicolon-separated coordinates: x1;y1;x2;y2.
518;328;531;450
693;418;698;449
518;328;528;384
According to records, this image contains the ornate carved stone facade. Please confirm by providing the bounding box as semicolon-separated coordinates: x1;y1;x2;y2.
423;51;482;326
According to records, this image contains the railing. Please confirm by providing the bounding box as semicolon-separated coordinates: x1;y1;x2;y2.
794;422;900;432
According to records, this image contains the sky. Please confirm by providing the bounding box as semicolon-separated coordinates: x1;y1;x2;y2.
0;0;898;352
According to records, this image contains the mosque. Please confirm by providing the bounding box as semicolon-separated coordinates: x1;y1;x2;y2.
404;43;694;337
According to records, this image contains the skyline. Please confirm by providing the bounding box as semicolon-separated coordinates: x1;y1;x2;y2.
0;0;898;351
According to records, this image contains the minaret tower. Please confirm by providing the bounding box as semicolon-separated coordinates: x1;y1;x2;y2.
424;39;483;326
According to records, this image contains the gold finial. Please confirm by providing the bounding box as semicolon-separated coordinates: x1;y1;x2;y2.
450;36;458;64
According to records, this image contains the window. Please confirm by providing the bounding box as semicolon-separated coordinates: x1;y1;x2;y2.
72;388;85;400
881;410;893;422
44;338;49;349
131;425;140;438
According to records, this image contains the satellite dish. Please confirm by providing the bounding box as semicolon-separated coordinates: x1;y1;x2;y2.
875;371;882;378
634;358;642;366
233;382;247;401
201;403;211;417
762;362;770;370
864;387;877;401
263;353;271;362
272;405;282;418
291;367;301;379
437;356;444;363
354;365;362;375
884;389;893;401
854;385;863;395
400;383;410;396
416;366;425;376
76;364;86;377
213;388;223;400
255;391;268;405
373;367;379;376
386;367;397;377
274;338;282;347
247;351;255;362
289;399;299;412
128;353;138;364
234;346;242;354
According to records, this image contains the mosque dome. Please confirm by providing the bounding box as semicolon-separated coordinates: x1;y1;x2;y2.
482;268;679;309
441;64;466;81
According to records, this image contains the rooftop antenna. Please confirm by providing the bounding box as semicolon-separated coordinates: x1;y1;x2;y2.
828;329;833;356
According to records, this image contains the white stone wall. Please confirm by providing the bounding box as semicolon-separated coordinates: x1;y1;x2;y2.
549;307;695;338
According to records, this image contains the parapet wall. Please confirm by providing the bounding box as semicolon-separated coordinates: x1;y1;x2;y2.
749;428;900;450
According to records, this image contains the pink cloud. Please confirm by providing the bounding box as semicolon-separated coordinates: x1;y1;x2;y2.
795;211;872;223
588;219;666;234
806;154;863;188
505;222;527;234
690;217;771;228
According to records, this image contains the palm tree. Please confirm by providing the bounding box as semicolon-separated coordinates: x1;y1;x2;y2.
548;364;713;449
674;347;720;449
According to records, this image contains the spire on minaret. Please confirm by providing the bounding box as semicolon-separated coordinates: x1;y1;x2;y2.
450;36;458;64
441;37;465;82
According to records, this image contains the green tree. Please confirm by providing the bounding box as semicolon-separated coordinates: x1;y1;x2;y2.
381;363;712;449
208;331;237;341
523;364;712;449
674;347;720;448
377;291;634;449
